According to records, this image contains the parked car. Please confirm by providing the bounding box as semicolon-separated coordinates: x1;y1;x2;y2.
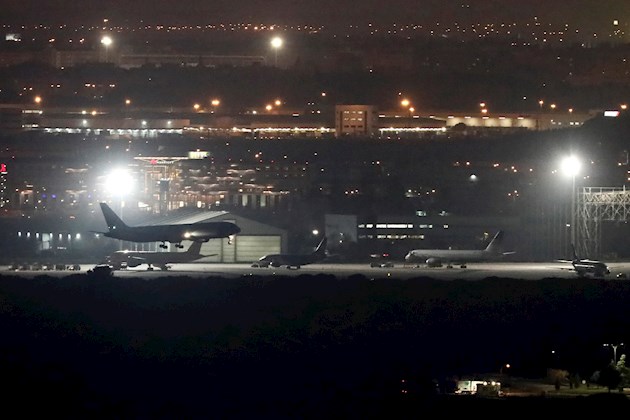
370;261;394;268
251;261;271;268
87;264;113;276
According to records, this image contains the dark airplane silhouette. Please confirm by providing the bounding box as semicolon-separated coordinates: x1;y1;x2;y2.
256;237;328;269
96;202;240;248
106;241;212;271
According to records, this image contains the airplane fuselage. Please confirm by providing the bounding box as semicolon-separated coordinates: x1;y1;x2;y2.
573;261;610;278
259;254;320;268
257;238;328;269
405;249;499;267
103;222;240;243
107;247;205;270
406;249;488;262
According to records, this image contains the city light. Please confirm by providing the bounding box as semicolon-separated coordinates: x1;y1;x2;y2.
270;36;283;66
561;156;581;178
100;35;112;47
105;169;134;196
101;35;113;62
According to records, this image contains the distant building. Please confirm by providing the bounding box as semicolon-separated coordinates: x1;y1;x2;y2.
335;105;379;137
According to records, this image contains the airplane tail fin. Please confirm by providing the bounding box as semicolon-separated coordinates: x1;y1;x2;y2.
100;202;128;230
571;243;580;262
484;231;504;254
314;237;328;257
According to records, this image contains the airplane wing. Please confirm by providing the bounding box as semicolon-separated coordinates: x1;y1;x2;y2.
579;259;603;264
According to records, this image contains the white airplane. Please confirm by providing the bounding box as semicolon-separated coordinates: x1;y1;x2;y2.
557;244;611;278
255;237;328;269
105;241;211;271
404;231;514;268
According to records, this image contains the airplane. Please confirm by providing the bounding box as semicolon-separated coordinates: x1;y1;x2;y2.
254;236;328;269
557;244;611;278
404;231;514;268
105;240;213;271
96;202;241;249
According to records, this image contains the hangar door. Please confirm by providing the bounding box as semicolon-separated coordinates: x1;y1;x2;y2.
236;236;281;263
199;237;236;262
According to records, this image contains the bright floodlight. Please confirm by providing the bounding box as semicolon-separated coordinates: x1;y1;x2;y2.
561;156;581;178
270;36;283;49
101;35;113;46
105;169;134;195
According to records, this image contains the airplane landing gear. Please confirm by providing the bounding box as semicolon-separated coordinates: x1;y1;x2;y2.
175;243;184;249
159;242;168;249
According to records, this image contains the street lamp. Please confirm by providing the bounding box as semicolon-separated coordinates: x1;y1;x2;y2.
603;343;624;363
105;168;134;221
561;155;581;248
270;36;283;67
101;35;113;63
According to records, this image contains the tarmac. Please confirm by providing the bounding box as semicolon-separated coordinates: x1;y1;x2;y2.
3;261;630;281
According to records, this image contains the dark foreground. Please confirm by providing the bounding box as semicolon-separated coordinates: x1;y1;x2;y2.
1;272;630;417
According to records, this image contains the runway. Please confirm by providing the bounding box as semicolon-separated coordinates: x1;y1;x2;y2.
3;261;630;280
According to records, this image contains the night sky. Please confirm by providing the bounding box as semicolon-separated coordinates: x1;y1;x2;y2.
1;0;630;30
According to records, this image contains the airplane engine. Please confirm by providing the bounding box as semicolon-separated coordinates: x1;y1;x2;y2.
126;256;145;268
426;258;443;268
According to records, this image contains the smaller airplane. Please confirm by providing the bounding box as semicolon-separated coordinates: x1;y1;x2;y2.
105;241;211;271
96;202;241;249
404;231;514;268
254;237;328;269
557;244;611;278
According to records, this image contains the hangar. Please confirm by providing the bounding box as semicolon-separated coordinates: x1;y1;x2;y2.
112;210;289;264
9;210;288;265
190;212;288;263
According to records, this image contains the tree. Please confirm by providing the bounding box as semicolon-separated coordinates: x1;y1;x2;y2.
616;354;630;389
547;368;569;390
597;363;622;392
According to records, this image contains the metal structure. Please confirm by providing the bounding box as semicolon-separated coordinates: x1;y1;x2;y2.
577;186;630;258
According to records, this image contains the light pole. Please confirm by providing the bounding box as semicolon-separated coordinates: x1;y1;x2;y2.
561;155;581;249
270;36;283;67
603;343;624;363
106;169;134;217
105;169;134;249
101;35;112;63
